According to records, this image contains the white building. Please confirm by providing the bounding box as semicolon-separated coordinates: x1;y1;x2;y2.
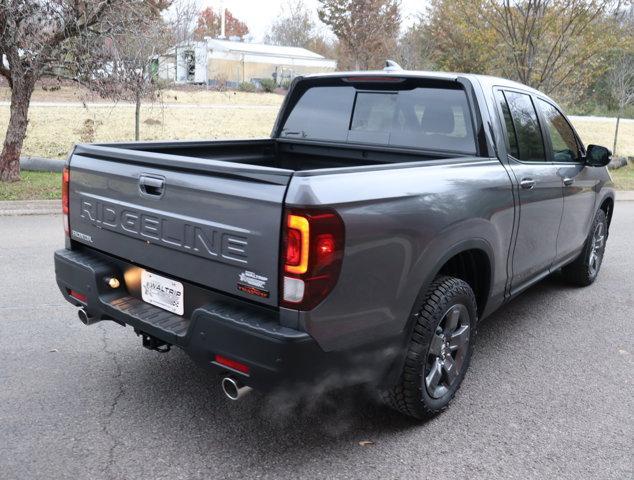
158;38;337;86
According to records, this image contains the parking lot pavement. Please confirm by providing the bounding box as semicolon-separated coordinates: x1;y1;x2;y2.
0;206;632;480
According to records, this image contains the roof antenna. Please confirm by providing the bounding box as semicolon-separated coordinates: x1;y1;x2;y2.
384;60;403;72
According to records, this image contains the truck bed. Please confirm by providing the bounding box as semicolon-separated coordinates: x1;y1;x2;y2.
84;138;453;174
68;137;464;309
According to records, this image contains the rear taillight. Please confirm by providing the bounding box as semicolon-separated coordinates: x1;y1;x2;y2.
280;208;344;310
62;167;70;236
284;214;309;274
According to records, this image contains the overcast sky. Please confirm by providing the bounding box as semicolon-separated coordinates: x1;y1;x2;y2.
193;0;428;42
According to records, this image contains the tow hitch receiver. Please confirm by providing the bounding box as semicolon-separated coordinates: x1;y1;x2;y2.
141;333;171;353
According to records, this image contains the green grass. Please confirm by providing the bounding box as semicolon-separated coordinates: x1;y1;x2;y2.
0;171;61;201
611;163;634;191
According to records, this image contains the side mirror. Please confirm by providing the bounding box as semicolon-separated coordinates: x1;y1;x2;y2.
585;144;611;167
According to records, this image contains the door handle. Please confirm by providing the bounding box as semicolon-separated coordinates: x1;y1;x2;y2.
520;178;536;190
563;177;574;186
139;175;165;197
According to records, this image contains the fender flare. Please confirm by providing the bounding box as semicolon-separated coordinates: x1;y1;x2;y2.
407;236;495;328
596;191;615;230
380;237;495;388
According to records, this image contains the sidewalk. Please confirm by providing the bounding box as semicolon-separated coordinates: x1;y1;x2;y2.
0;199;60;216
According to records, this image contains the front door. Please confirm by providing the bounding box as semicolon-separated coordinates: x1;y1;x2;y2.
495;89;564;291
534;98;598;261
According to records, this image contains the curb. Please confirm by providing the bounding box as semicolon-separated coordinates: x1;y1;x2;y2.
0;199;60;216
617;191;634;202
20;156;64;173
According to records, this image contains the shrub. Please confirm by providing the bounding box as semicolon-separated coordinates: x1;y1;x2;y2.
213;74;228;92
259;78;277;93
238;81;256;92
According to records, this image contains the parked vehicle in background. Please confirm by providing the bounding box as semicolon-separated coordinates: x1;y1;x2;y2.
54;66;614;419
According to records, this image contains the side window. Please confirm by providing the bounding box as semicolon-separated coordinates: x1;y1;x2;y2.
536;98;580;163
496;91;520;158
503;91;546;162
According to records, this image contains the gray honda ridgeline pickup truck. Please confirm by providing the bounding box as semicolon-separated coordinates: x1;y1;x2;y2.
54;68;614;419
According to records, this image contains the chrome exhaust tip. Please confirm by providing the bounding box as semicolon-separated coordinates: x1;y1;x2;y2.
78;308;97;326
221;376;252;401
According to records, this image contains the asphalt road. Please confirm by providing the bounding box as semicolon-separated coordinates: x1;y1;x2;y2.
0;206;632;480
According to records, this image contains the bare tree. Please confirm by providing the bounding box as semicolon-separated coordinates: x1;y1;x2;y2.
483;0;621;94
0;0;169;182
0;1;113;181
167;0;199;44
265;1;316;48
81;6;172;141
607;54;634;156
396;18;434;70
318;0;401;70
306;35;339;59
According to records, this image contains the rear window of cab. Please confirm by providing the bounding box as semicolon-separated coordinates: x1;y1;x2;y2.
280;85;476;154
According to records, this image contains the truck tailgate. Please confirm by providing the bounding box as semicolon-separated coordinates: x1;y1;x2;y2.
68;145;293;307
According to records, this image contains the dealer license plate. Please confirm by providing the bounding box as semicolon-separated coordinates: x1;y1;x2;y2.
141;270;184;316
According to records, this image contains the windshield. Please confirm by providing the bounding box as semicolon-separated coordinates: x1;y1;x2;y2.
281;84;476;154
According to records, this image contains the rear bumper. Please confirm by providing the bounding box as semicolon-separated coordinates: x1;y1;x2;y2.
54;247;344;391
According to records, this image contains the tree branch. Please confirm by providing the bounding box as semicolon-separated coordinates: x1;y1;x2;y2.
47;0;115;47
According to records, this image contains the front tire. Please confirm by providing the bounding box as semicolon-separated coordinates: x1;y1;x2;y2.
561;209;608;287
381;276;477;420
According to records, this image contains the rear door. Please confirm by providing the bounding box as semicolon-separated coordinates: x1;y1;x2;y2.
495;89;564;291
68;145;293;307
534;98;597;261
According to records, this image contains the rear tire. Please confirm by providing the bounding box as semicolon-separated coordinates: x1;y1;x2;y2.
561;209;607;287
381;276;477;420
